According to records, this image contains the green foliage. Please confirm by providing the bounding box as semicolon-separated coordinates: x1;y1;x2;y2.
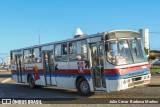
144;48;149;55
151;66;160;69
149;54;156;60
150;66;160;73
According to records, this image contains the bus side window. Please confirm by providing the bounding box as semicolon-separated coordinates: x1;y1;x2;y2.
55;44;62;61
69;42;78;61
24;49;32;63
32;47;42;63
69;42;77;54
76;40;87;60
29;50;32;62
61;43;68;61
24;50;28;63
11;52;15;64
62;43;67;55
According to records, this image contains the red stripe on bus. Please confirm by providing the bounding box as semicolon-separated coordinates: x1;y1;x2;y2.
11;69;44;72
104;69;119;75
11;69;91;74
11;70;16;72
103;64;150;75
55;69;91;74
126;64;150;73
11;64;149;75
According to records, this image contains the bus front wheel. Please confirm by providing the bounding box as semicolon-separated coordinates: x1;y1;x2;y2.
28;75;35;89
77;78;92;96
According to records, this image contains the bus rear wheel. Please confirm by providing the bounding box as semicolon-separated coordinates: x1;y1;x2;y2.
28;75;35;89
77;78;92;96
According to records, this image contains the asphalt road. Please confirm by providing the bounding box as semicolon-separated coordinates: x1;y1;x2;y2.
0;73;160;104
0;70;11;82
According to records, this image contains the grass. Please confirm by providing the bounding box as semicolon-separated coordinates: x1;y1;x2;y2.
150;66;160;73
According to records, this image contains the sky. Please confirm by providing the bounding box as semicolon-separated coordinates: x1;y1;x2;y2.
0;0;160;60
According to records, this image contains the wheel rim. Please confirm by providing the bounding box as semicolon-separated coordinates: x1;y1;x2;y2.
80;81;89;93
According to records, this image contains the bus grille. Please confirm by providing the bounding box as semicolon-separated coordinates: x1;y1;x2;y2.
132;77;142;82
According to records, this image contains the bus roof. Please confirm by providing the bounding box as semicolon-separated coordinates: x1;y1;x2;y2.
10;30;139;52
107;30;139;34
10;32;104;52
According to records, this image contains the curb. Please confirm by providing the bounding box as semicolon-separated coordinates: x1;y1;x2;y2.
0;78;11;84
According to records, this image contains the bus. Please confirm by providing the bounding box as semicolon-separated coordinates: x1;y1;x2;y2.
10;30;151;96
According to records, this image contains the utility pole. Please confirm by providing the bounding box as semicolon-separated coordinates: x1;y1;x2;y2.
38;31;41;45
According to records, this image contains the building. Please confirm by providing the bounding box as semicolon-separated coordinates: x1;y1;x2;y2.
6;56;10;67
139;29;150;56
139;29;150;49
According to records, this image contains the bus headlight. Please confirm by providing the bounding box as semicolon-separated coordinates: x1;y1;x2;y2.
128;79;131;83
123;80;126;84
144;75;149;79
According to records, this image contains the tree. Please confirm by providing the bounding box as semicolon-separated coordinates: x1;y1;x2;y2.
148;54;156;60
144;48;149;55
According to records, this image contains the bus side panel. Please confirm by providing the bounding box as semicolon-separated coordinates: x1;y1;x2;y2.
11;71;18;82
22;74;27;84
24;63;46;86
34;74;46;86
105;79;121;92
69;61;94;91
55;61;75;88
51;74;57;85
55;61;93;90
56;76;76;88
11;65;18;82
55;75;94;91
36;63;49;86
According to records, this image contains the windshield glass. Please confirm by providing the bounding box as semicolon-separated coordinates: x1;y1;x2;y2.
128;39;147;63
106;39;147;65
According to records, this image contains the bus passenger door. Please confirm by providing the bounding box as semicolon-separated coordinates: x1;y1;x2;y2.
90;43;106;91
15;54;23;83
43;51;55;85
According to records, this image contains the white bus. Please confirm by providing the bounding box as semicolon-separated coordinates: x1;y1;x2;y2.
10;30;151;96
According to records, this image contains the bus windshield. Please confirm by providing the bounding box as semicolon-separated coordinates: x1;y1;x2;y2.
106;38;147;65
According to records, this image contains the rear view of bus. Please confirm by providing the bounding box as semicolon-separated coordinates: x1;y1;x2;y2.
98;30;151;92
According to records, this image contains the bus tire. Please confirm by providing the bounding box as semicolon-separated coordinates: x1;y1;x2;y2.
28;75;35;89
77;78;92;96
